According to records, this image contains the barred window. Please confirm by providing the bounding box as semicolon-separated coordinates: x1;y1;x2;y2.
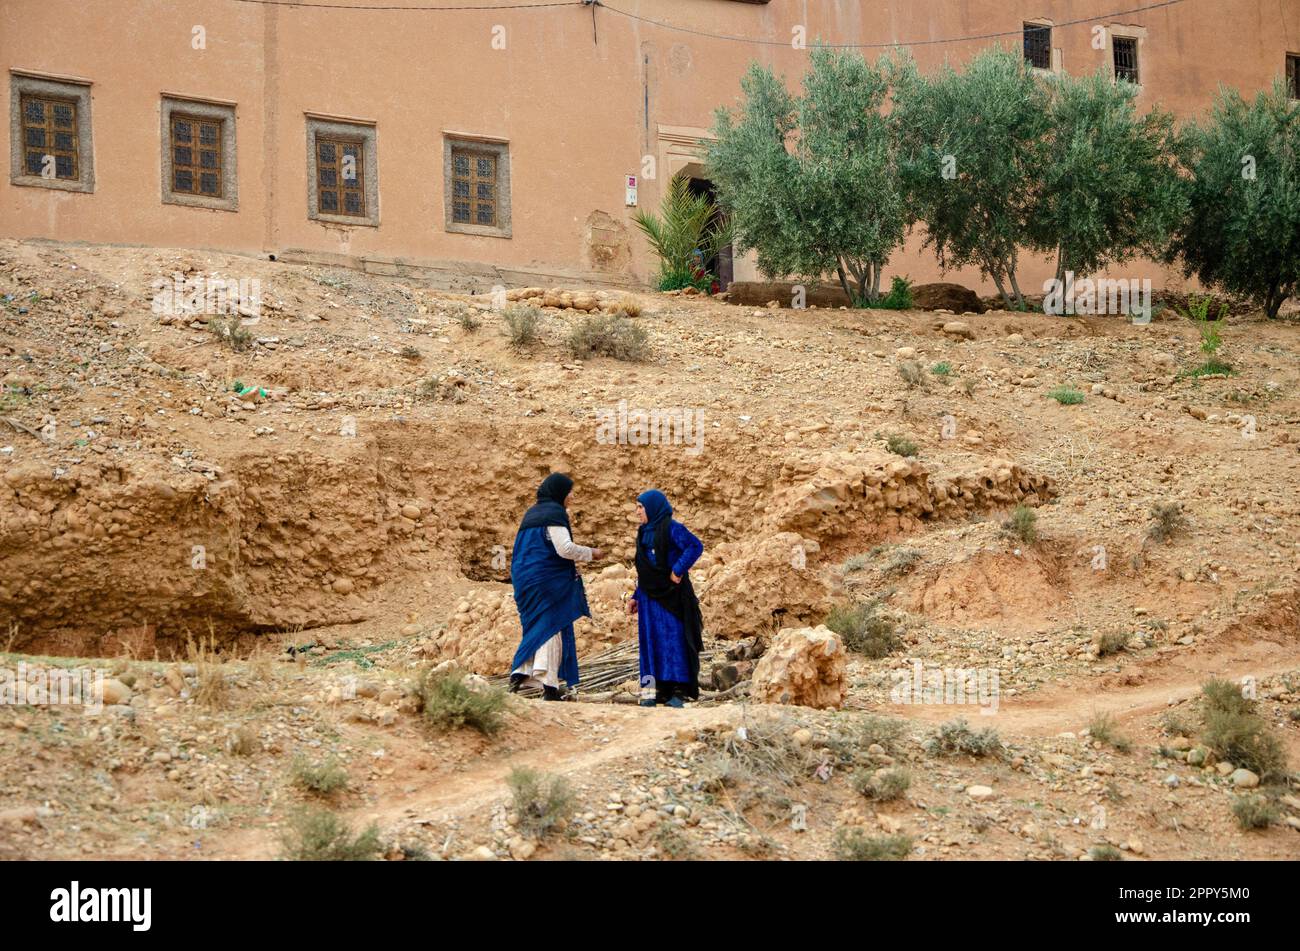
451;148;497;227
21;95;79;181
1024;23;1051;70
1288;54;1299;100
1113;37;1140;83
170;115;223;197
316;135;366;217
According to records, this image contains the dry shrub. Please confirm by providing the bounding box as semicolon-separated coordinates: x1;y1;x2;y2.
279;808;381;861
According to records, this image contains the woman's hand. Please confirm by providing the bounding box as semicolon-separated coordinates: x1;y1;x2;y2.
625;597;638;616
590;547;604;560
670;572;681;584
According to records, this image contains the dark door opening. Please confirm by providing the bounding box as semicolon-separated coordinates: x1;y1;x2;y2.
687;177;733;291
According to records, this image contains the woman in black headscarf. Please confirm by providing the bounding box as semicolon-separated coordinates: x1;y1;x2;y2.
626;489;704;707
507;473;603;700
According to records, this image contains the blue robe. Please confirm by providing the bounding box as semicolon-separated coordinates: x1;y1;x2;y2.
509;526;589;686
635;520;704;687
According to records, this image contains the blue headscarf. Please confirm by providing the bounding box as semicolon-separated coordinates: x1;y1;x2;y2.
637;489;672;546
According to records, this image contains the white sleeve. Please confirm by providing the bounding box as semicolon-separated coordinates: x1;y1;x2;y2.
547;525;593;562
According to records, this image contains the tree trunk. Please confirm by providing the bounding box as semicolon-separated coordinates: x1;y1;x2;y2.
986;259;1013;310
1007;265;1026;311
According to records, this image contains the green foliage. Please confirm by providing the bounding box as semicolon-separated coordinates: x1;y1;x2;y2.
565;313;650;361
832;828;913;861
417;668;508;736
884;434;918;457
1088;844;1123;861
1046;386;1085;405
280;808;382;861
850;766;911;801
861;275;914;310
1169;81;1300;319
1087;712;1132;753
1200;678;1287;780
890;46;1048;309
930;361;952;378
632;174;731;292
291;755;350;797
825;601;902;659
1231;794;1278;830
1002;504;1038;543
1147;502;1189;543
507;766;576;838
1180;293;1231;374
927;718;1001;757
708;46;905;305
502;304;541;350
209;314;253;352
1030;68;1184;285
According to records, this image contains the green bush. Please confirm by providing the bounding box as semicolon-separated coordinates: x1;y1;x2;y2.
927;718;1001;757
417;668;508;736
507;766;575;838
824;601;902;659
502;304;541;350
1046;386;1085;405
1002;504;1038;544
632;174;731;293
885;434;918;457
565;313;650;362
1147;502;1188;543
832;828;913;861
291;755;350;797
279;808;381;861
850;766;911;801
1231;794;1278;830
862;275;914;310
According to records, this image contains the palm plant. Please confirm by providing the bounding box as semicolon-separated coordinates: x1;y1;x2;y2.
632;174;733;291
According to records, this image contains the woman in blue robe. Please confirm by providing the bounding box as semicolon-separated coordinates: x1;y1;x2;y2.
508;473;603;700
626;489;705;708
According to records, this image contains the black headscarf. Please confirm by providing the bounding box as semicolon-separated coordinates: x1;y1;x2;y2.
518;472;574;531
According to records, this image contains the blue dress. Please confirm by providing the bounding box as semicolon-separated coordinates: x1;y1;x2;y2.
635;520;704;689
509;525;590;686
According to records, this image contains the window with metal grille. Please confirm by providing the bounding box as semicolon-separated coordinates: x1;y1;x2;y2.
170;115;223;197
21;95;79;181
1288;54;1299;100
315;136;366;217
1113;36;1139;83
451;148;497;227
1024;23;1051;70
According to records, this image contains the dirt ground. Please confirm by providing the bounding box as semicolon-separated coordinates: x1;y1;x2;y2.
0;237;1297;861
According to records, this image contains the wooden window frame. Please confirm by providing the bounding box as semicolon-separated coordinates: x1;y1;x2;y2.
1288;53;1299;100
160;95;237;211
1112;36;1140;84
9;71;94;193
1023;22;1052;71
305;115;379;227
442;133;511;238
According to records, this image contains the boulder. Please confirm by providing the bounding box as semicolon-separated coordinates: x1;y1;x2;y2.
911;282;986;314
749;625;846;709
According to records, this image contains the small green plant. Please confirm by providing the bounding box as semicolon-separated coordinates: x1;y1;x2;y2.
842;554;869;573
502;304;541;350
1088;844;1123;861
632;173;732;293
832;828;913;861
417;668;508;736
1181;293;1227;354
291;755;350;797
927;718;1001;757
1147;502;1188;543
279;808;381;861
1046;385;1085;405
400;345;421;361
652;821;697;859
1201;703;1287;780
1087;712;1132;753
850;766;911;801
1002;504;1038;544
883;547;922;576
1093;630;1129;657
824;601;902;659
507;766;575;838
565;313;650;361
855;715;907;753
930;361;953;378
862;275;914;310
884;434;918;457
209;314;252;352
450;303;481;332
1231;794;1278;830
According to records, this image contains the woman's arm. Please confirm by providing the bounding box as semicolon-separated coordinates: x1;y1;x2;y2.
547;525;593;562
669;521;704;578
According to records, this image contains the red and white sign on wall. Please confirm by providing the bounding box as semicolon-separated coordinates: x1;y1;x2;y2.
625;175;638;207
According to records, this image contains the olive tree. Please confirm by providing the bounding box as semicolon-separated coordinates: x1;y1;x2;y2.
890;46;1050;310
1168;80;1300;319
706;46;905;305
1030;68;1184;288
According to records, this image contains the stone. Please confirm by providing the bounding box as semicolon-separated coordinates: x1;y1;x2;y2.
1229;768;1259;788
98;678;132;706
332;577;355;595
749;625;847;710
401;503;421;520
942;321;974;340
966;785;995;801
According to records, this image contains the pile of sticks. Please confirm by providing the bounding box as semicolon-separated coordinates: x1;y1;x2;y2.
488;638;727;701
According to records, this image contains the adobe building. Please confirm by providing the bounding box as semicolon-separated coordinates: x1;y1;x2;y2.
4;0;1299;294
